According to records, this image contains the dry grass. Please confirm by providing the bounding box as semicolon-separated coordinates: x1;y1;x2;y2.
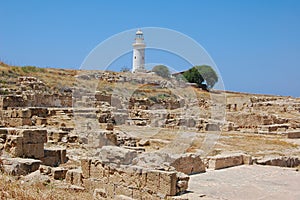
216;132;299;156
0;174;93;200
181;131;299;156
0;62;77;92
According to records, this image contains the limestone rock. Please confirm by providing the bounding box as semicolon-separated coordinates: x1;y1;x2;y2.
96;146;138;166
2;157;41;176
208;153;245;170
256;156;300;167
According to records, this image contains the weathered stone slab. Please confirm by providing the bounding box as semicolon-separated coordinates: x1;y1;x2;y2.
256;156;300;167
208;153;244;170
1;157;41;176
97;146;137;166
170;154;206;175
287;131;300;139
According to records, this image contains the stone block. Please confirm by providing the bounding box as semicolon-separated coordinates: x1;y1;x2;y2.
0;128;8;135
81;159;91;178
288;131;300;139
145;170;160;192
18;129;47;144
42;148;67;166
98;146;137;166
16;109;32;118
8;118;32;127
2;157;41;176
242;154;253;165
119;166;145;189
52;167;68;179
23;143;44;158
66;169;83;186
208;153;244;170
158;171;177;196
170;154;206;175
30;107;48;118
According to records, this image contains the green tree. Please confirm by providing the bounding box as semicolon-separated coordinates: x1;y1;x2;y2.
183;65;218;89
182;67;204;86
195;65;218;89
152;65;170;78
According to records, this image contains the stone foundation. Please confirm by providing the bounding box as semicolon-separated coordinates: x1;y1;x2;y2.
81;158;188;199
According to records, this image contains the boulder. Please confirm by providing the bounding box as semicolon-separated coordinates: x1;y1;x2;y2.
96;146;138;166
1;157;41;176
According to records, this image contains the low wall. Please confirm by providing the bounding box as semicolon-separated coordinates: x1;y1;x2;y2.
81;158;189;199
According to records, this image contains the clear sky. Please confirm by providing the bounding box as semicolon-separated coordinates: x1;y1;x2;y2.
1;0;300;97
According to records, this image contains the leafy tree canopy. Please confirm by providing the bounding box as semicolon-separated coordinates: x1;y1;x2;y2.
152;65;170;78
183;65;218;89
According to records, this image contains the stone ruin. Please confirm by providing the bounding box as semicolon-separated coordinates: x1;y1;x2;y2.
0;72;299;199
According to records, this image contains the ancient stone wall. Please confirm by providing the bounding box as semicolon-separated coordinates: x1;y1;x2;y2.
81;158;188;199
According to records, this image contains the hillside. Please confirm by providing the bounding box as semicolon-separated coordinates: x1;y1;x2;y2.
0;62;300;199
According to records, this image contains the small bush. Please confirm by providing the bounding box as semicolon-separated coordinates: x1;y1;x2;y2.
22;66;45;73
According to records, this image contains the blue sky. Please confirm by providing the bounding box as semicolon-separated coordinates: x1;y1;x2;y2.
1;0;300;97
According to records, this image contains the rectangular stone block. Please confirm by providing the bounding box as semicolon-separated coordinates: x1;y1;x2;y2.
66;169;83;186
19;129;47;144
2;158;41;176
42;148;67;166
145;170;160;192
1;110;12;118
288;131;300;139
30;107;48;118
81;159;91;178
23;143;44;158
209;154;244;170
52;167;68;180
8;118;32;127
0;128;8;135
158;171;177;196
124;170;146;189
18;109;31;118
242;154;253;165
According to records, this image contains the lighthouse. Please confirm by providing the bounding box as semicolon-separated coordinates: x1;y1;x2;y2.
132;29;146;73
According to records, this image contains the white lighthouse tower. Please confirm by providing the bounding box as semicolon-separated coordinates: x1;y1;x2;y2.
132;29;146;73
